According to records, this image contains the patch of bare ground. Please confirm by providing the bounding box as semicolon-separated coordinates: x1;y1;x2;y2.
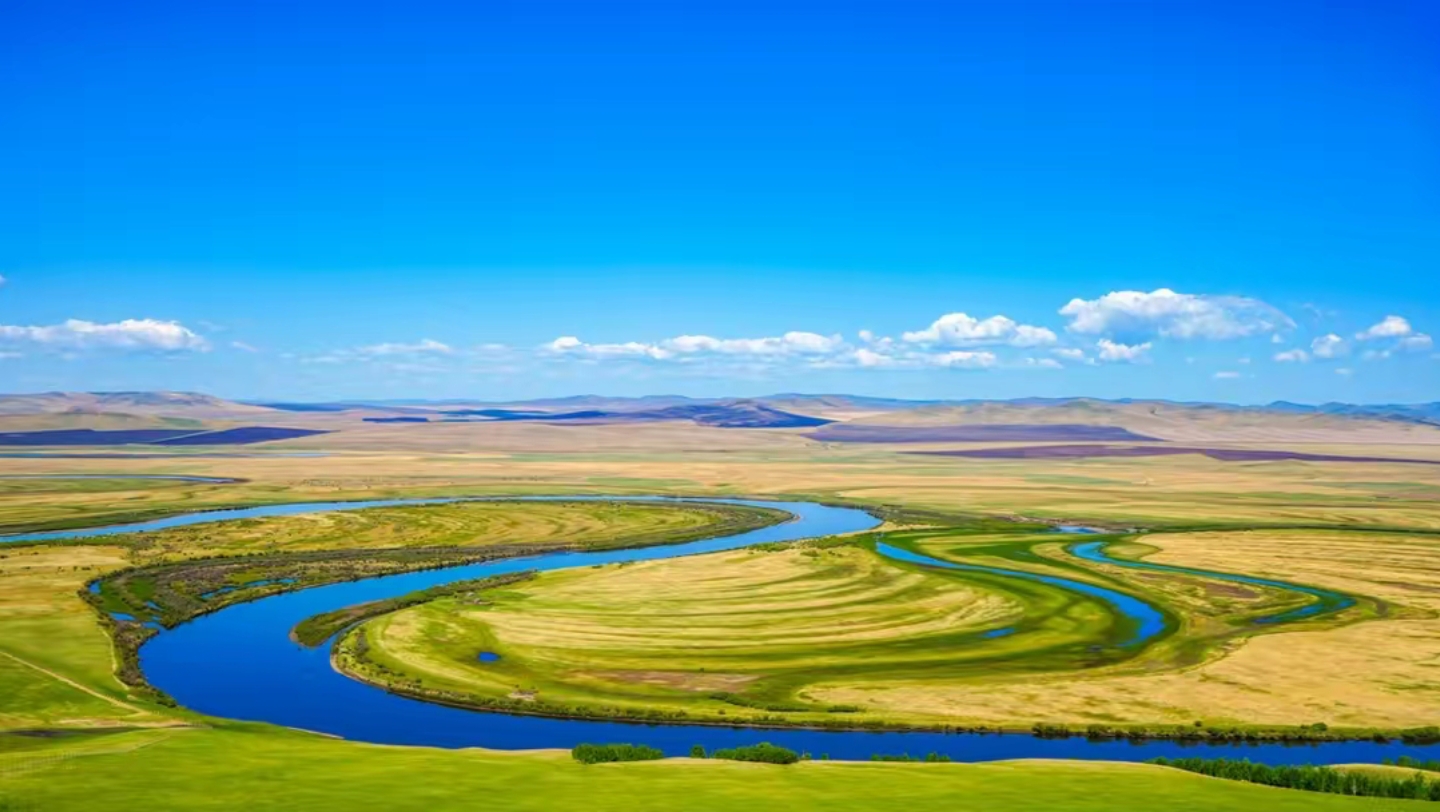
580;670;758;692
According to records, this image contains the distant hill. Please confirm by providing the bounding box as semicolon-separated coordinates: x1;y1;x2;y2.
827;399;1440;444
6;391;1440;445
0;391;277;419
1265;401;1440;426
0;426;327;446
810;423;1157;443
360;400;832;429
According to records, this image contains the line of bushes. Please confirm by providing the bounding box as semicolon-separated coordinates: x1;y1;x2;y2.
1386;756;1440;773
1034;722;1440;744
1151;757;1440;801
710;743;801;764
571;743;664;764
870;752;953;762
573;742;802;765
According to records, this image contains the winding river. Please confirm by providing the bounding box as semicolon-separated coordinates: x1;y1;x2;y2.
1067;539;1357;624
6;496;1432;764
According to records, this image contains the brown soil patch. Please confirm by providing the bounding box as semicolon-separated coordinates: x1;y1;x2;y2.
582;669;758;692
1201;582;1259;599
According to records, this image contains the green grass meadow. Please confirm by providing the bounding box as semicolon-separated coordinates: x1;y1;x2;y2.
0;726;1422;812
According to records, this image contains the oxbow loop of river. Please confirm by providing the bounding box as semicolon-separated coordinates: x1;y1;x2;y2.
18;495;1436;764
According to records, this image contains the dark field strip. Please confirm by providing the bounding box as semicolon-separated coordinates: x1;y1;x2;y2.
0;427;327;446
915;444;1440;465
810;424;1159;443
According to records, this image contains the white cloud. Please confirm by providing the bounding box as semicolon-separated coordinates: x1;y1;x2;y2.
902;313;1057;348
1273;348;1309;363
667;331;844;356
546;331;846;363
0;318;209;352
230;340;258;353
1362;349;1391;361
1052;347;1087;361
1026;357;1063;370
1213;371;1241;379
930;350;998;369
1356;315;1412;341
1059;288;1292;340
1238;356;1251;365
357;338;453;356
545;336;672;360
1310;334;1347;359
1335;367;1354;376
1096;339;1151;363
301;337;458;365
1399;334;1433;352
852;348;897;368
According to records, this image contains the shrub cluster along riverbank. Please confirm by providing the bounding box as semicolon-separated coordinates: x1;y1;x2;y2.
1034;722;1440;745
1152;757;1440;801
574;742;801;765
1387;756;1440;773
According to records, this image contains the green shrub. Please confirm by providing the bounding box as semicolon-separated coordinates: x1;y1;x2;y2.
870;752;952;763
1151;757;1440;801
571;743;665;764
711;742;800;765
1387;756;1440;774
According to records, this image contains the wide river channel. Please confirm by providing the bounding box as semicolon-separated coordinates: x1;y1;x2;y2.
4;495;1433;764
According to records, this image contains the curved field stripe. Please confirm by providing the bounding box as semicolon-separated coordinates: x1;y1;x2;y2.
1067;540;1356;625
874;542;1168;648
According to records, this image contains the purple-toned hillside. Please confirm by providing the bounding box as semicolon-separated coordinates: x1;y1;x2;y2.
0;427;327;446
809;424;1158;443
915;444;1440;465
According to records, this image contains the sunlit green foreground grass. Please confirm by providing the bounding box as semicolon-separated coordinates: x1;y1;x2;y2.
0;725;1420;812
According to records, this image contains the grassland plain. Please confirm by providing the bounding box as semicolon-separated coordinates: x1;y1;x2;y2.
6;425;1440;534
0;544;173;729
2;429;1439;810
338;523;1406;734
0;726;1424;812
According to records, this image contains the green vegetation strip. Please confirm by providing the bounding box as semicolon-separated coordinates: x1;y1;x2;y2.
1388;757;1440;773
292;572;537;647
1151;757;1440;802
1;726;1408;812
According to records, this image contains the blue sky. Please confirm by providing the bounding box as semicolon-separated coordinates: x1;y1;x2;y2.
2;0;1437;403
